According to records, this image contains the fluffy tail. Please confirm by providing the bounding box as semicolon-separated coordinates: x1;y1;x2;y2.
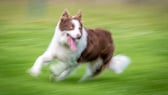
108;54;131;74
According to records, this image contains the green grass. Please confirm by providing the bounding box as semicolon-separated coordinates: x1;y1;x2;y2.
0;1;168;95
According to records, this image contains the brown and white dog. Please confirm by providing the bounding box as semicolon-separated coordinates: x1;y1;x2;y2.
28;9;130;81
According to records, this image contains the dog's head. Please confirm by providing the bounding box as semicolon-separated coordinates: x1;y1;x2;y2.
58;9;83;51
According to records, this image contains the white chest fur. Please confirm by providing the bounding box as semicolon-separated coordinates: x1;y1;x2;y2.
29;20;88;77
46;26;88;65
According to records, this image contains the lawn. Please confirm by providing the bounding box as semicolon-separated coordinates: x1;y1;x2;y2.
0;1;168;95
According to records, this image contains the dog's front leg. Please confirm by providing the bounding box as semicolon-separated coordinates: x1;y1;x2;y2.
50;61;78;81
50;62;69;81
56;64;79;81
50;62;68;76
29;53;54;77
55;60;79;81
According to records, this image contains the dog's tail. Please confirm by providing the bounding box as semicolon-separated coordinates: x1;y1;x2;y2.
108;54;131;74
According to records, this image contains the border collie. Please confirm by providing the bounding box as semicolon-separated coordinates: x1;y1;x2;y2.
29;9;130;81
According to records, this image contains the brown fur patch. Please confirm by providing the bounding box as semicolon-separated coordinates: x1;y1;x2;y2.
59;17;75;31
59;17;82;34
59;10;83;34
77;29;115;76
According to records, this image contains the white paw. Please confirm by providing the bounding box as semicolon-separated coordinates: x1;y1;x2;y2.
79;75;92;82
56;76;65;81
28;68;40;77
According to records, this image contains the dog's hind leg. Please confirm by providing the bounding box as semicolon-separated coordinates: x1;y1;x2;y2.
29;52;54;77
80;52;112;82
79;58;104;82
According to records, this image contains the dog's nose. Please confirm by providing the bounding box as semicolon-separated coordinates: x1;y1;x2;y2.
76;34;81;39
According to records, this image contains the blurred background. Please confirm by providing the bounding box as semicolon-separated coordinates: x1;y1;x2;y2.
0;0;168;95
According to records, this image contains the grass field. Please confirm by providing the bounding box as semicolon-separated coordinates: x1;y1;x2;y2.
0;1;168;95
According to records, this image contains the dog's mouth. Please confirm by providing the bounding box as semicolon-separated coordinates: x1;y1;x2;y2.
67;34;77;51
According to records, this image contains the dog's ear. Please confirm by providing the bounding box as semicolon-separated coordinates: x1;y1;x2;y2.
62;9;70;17
61;9;70;22
75;10;82;21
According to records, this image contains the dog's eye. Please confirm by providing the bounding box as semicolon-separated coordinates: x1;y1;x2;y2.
70;26;73;29
69;24;74;30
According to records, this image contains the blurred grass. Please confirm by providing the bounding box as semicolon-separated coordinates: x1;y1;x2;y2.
0;1;168;95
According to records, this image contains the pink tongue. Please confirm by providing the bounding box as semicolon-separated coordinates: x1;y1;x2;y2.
67;35;77;51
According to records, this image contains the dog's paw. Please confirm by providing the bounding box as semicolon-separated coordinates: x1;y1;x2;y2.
27;68;40;77
79;75;92;82
49;73;64;82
